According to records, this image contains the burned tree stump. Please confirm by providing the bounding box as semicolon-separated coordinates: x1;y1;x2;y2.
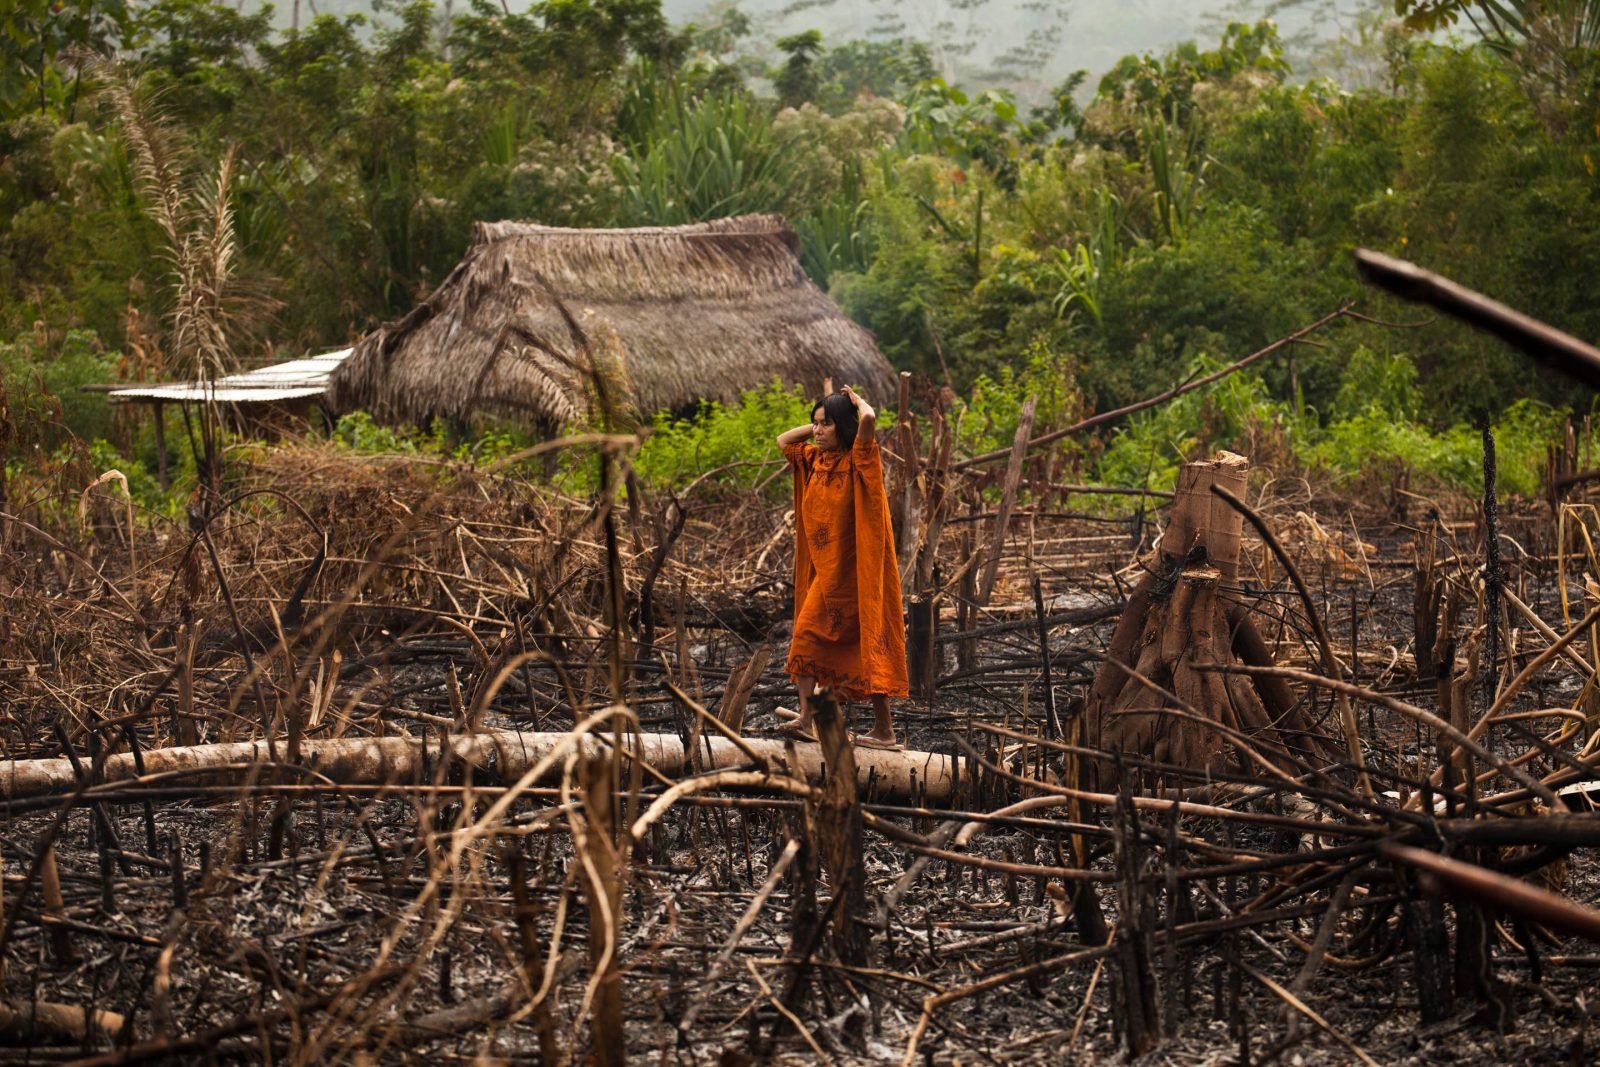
1085;452;1328;784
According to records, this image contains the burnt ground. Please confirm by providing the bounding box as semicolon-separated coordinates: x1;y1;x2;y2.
3;446;1600;1065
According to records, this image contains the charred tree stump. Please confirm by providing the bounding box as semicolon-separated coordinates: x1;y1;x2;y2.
576;752;624;1067
812;692;868;968
1085;452;1326;786
767;691;867;1053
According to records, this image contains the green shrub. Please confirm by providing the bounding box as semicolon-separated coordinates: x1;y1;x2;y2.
954;338;1083;460
633;379;817;494
1093;354;1303;491
85;437;174;517
1087;349;1571;499
331;410;424;454
0;329;120;446
330;410;541;469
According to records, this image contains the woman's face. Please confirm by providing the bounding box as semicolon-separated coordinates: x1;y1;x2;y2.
812;406;841;450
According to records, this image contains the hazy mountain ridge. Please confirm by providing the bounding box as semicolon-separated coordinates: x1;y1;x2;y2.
249;0;1376;94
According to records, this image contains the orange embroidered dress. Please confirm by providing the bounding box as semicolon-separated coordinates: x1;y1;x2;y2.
782;429;910;700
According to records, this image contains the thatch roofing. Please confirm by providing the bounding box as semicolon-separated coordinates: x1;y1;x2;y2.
326;215;899;432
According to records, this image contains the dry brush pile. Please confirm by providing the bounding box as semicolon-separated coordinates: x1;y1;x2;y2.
3;415;1600;1066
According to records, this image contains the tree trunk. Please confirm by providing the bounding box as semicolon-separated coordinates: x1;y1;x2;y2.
1085;452;1331;785
1;731;958;804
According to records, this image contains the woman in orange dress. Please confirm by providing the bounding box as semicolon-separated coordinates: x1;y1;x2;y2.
775;385;909;750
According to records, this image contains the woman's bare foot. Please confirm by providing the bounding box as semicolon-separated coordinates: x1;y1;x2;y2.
860;694;898;750
775;719;817;742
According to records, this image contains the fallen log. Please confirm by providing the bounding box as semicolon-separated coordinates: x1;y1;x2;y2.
1;730;957;805
0;1000;127;1046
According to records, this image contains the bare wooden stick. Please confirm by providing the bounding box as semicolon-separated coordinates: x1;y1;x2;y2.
952;306;1353;471
975;394;1036;606
1353;248;1600;387
573;752;623;1067
677;838;801;1036
1239;962;1379;1067
39;845;73;965
1383;842;1600;943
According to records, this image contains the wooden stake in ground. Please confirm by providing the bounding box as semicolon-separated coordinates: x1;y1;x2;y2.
576;751;624;1067
812;692;867;967
1084;452;1329;785
975;394;1037;606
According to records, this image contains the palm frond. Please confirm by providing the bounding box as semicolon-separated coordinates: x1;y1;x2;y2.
101;72;187;251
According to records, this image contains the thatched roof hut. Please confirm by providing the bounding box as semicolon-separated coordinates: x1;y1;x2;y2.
327;215;898;433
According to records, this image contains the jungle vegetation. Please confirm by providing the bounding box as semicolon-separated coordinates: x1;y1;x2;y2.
3;0;1598;502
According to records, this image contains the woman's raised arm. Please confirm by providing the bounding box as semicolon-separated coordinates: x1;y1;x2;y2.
841;385;876;434
777;423;814;448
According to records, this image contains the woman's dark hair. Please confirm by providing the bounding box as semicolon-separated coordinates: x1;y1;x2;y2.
814;392;859;449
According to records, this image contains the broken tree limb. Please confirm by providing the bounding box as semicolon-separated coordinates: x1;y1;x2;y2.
1382;842;1600;944
0;1000;127;1046
951;306;1354;472
1;730;958;804
1352;249;1600;388
714;643;771;733
1210;483;1372;798
975;393;1036;606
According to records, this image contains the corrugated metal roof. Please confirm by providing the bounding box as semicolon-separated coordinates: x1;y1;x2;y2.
108;349;352;404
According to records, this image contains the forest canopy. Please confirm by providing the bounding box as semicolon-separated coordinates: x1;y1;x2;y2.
3;0;1598;498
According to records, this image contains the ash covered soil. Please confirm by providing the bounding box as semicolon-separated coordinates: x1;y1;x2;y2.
5;488;1600;1065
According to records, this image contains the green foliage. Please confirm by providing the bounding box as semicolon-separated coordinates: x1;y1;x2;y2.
773;29;823;109
632;379;816;494
2;3;1599;507
814;38;933;111
1095;355;1300;492
1025;69;1089;141
952;339;1082;459
1090;349;1568;498
1395;0;1600;57
1;0;135;120
772;98;903;285
1087;20;1289;140
830;163;965;377
331;409;424;455
330;410;539;468
614;85;797;223
1141;112;1208;246
900;78;1021;185
0;329;119;445
85;435;182;517
1048;188;1128;327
